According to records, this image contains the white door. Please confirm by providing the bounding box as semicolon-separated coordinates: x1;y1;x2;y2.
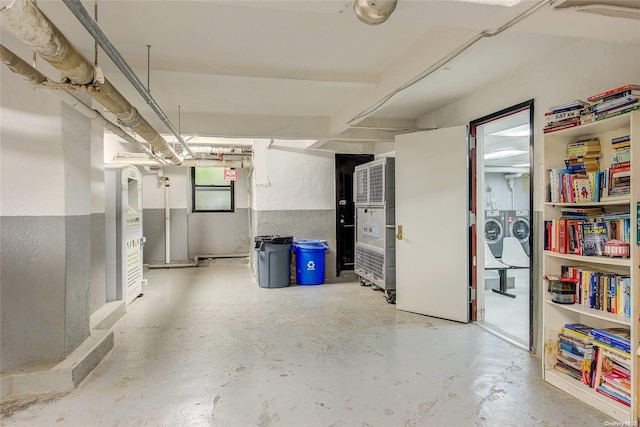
395;126;470;322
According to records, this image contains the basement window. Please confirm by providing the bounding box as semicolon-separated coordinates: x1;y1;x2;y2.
191;167;234;212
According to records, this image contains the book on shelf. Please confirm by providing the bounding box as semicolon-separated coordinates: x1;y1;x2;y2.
567;144;600;154
591;328;631;353
565;153;602;161
545;109;582;123
592;98;639;116
544;121;580;133
579;222;608;256
602;373;631;397
587;84;640;103
549;99;589;112
563;324;594;343
571;175;592;202
593;105;640;122
567;137;600;148
554;362;583;381
611;135;630;146
611;149;630;164
560;207;604;216
592;95;640;113
595;386;631;407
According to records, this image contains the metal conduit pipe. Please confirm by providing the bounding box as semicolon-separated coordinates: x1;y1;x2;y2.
62;0;196;159
0;0;182;165
347;0;552;126
0;44;167;164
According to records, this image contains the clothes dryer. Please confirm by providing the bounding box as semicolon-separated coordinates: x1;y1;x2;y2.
485;210;506;258
506;209;530;256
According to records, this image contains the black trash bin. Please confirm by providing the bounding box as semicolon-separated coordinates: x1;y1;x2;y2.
254;235;293;288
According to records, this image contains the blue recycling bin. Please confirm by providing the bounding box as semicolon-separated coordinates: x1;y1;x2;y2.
293;240;329;285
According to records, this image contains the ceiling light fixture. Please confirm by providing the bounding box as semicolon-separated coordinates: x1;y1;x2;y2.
353;0;397;25
484;149;528;160
488;124;530;137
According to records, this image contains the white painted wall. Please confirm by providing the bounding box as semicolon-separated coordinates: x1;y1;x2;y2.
252;139;334;211
90;108;105;215
1;70;65;217
142;167;188;209
485;173;529;211
141;166;249;210
416;39;640;209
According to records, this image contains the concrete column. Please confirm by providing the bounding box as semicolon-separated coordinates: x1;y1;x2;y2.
0;56;93;371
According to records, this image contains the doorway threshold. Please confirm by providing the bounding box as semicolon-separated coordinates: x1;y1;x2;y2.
476;321;528;351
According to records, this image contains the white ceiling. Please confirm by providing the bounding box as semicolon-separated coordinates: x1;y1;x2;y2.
3;0;640;149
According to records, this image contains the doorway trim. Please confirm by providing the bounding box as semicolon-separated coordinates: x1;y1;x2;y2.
469;99;535;351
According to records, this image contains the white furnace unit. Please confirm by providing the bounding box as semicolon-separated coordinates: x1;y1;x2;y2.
105;165;145;305
354;157;396;303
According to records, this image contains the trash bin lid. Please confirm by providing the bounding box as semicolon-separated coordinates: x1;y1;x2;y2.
293;239;329;250
254;235;293;244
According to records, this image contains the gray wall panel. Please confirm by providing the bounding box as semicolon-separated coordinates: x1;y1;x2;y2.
1;217;66;371
89;213;106;314
65;215;91;354
252;209;336;280
188;209;250;258
142;209;165;263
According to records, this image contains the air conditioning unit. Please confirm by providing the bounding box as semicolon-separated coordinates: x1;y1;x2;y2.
353;157;396;303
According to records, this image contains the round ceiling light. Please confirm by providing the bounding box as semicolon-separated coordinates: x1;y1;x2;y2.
353;0;398;25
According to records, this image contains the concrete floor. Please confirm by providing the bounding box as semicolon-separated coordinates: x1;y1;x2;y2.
2;258;614;426
484;268;530;346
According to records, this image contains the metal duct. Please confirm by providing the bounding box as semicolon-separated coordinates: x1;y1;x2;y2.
353;0;397;25
0;44;167;164
0;0;182;165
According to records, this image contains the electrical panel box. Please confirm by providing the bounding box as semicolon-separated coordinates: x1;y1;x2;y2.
353;157;396;303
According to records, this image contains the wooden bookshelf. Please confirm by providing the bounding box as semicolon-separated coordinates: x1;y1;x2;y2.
542;110;640;423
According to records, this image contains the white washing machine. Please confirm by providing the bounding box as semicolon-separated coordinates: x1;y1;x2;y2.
506;209;530;256
485;210;506;259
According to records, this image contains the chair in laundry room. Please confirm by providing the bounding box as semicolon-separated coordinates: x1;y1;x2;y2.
501;236;530;268
484;241;515;298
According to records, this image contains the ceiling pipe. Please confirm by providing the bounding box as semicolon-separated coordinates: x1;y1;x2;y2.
62;0;196;159
189;146;253;155
0;0;182;165
0;44;168;165
111;156;252;169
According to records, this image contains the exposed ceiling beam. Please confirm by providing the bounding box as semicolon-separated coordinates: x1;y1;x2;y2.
163;112;395;143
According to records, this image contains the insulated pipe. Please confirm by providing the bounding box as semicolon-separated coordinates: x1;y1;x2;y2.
62;0;196;159
0;44;166;164
0;0;182;165
111;156;252;168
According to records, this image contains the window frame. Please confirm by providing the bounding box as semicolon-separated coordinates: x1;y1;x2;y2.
191;167;235;213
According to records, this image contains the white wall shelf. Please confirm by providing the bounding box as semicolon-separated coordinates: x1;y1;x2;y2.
544;251;632;267
544;299;631;326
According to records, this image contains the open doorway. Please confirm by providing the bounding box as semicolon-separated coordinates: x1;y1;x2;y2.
470;100;533;350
